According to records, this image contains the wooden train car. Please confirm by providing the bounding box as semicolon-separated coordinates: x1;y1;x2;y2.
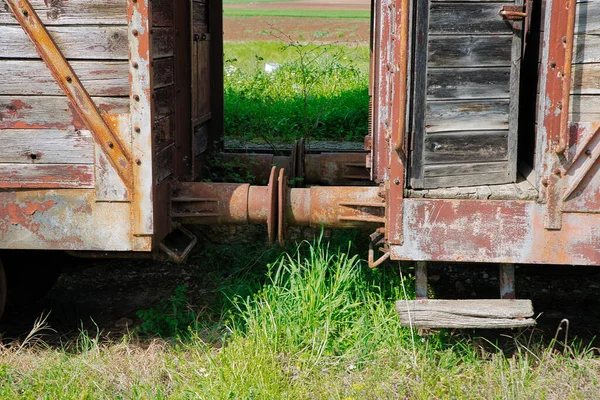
0;0;223;254
0;0;599;327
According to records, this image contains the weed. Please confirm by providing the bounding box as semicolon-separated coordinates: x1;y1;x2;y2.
136;285;197;339
224;41;369;143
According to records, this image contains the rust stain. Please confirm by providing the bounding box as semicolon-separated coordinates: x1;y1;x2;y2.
1;200;56;234
0;100;32;121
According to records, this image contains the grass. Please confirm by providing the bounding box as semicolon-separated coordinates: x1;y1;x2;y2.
224;9;371;19
224;41;370;142
0;234;599;398
224;0;287;5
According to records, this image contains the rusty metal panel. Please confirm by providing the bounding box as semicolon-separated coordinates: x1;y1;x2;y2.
391;199;600;266
128;0;155;244
0;190;135;251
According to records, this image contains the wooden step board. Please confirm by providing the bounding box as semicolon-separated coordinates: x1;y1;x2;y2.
395;299;535;329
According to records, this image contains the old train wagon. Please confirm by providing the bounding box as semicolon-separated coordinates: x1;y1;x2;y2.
0;0;599;328
0;0;223;253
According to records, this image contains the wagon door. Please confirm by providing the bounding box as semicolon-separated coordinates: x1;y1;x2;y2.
409;0;524;189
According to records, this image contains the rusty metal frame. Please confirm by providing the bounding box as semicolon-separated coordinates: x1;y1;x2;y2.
128;0;155;246
5;0;133;189
385;0;409;245
538;0;578;229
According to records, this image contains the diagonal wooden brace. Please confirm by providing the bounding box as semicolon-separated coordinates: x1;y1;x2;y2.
6;0;133;189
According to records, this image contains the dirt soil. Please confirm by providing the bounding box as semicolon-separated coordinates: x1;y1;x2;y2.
225;0;370;10
224;16;370;42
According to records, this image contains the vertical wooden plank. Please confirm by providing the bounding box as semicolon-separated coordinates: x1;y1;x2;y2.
409;0;429;188
507;0;524;182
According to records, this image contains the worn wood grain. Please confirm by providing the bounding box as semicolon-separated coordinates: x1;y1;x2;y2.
575;1;600;35
95;144;129;202
153;57;174;90
0;60;129;96
571;63;600;95
156;143;174;182
154;85;175;121
422;171;513;188
428;35;512;67
0;0;126;25
396;299;535;329
570;94;600;122
424;131;509;164
426;100;510;132
0;25;129;60
574;34;600;64
429;3;515;35
423;161;509;177
0;96;129;130
427;67;511;100
0;164;94;189
0;129;93;164
0;26;173;60
152;27;175;59
152;0;174;27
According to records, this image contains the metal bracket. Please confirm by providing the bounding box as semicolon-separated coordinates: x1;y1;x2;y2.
5;0;133;189
499;5;527;20
159;224;198;263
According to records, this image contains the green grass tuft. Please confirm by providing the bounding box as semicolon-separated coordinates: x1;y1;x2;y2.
224;42;370;142
224;9;371;19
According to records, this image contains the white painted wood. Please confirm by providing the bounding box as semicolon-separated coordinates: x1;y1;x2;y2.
0;25;129;60
0;60;130;96
0;0;127;25
0;163;94;188
0;129;93;164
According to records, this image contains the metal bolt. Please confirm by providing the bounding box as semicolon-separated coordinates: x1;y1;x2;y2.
553;168;561;176
132;61;139;69
134;126;141;133
132;0;137;3
22;9;28;17
65;76;72;83
133;94;140;101
132;29;139;36
194;33;200;41
585;149;592;156
108;141;114;149
394;178;400;185
135;159;142;165
541;179;548;187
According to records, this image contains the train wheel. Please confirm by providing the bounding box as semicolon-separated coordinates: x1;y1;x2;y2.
0;260;7;320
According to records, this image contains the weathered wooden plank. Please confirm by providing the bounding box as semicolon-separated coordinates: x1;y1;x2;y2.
429;3;515;35
154;115;174;148
95;144;129;202
152;0;174;27
154;85;175;121
575;1;600;35
424;131;509;164
156;143;174;182
426;100;510;132
0;96;129;130
0;0;126;25
422;171;513;188
153;57;174;90
571;63;600;95
396;299;535;329
573;34;600;64
0;25;128;60
423;161;509;177
570;94;600;122
0;60;129;96
428;35;512;67
0;129;93;164
427;67;511;100
152;27;175;59
0;26;173;60
0;164;94;188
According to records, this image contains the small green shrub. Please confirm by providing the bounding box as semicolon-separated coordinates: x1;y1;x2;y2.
136;285;197;338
